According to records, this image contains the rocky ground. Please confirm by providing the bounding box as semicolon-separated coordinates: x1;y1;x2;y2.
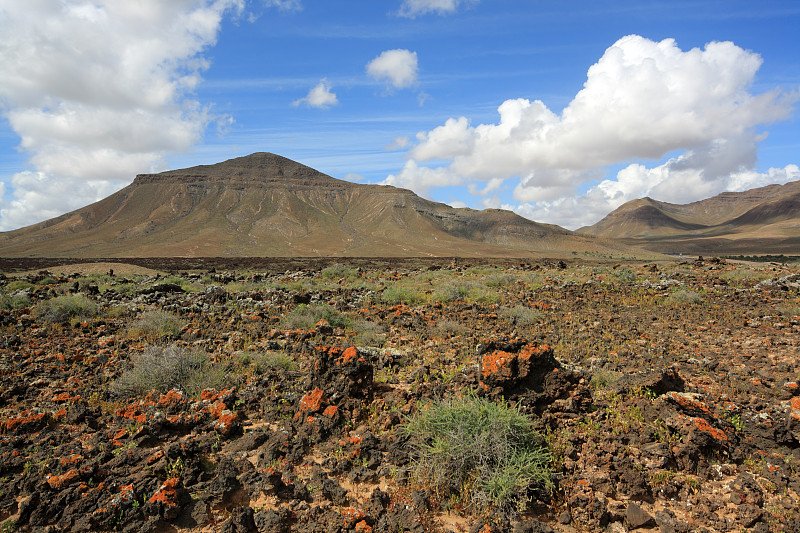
0;257;798;533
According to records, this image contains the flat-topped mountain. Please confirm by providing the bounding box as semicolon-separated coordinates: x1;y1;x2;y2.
578;180;800;254
0;153;645;258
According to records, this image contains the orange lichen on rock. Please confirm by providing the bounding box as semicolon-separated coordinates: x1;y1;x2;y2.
481;350;512;377
4;411;48;433
341;346;359;364
692;417;728;441
45;468;80;489
298;387;325;413
355;520;373;533
322;405;338;417
518;343;550;361
149;478;180;507
340;507;366;527
60;454;83;467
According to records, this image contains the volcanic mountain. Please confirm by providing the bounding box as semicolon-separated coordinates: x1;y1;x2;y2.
0;152;652;258
578;180;800;254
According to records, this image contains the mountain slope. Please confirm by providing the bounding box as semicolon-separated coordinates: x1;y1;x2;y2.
0;153;648;258
578;180;800;254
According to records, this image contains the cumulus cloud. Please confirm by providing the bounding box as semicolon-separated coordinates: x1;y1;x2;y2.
263;0;302;11
396;35;797;227
0;0;241;230
384;136;411;151
381;160;461;197
292;79;339;109
367;49;419;90
398;0;477;18
514;164;800;230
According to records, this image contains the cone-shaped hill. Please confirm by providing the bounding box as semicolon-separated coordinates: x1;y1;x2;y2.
578;180;800;254
0;153;647;258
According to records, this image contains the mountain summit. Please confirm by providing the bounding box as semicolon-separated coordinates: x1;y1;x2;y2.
0;153;643;258
578;180;800;254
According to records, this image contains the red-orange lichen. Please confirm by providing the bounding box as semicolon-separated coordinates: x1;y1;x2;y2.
481;350;512;377
147;450;165;464
355;520;373;533
341;346;359;364
322;405;338;417
298;387;325;413
149;478;180;507
340;507;366;527
4;411;47;433
693;417;728;441
60;454;83;466
45;468;80;489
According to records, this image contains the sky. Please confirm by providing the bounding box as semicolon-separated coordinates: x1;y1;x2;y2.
0;0;798;232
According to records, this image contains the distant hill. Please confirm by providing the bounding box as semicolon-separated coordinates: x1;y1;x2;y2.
0;152;649;258
578;180;800;254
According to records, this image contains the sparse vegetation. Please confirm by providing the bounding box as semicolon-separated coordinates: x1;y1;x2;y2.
34;294;99;324
281;303;350;329
127;309;186;340
405;392;552;515
112;344;227;398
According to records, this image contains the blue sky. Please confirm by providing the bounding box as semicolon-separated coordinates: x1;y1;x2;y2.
0;0;798;232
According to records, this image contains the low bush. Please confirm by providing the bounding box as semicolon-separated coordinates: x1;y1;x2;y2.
667;289;703;305
405;392;552;515
321;263;360;282
350;320;387;347
112;345;228;398
281;303;350;330
499;305;542;327
381;284;426;306
432;320;470;338
234;350;297;376
127;309;186;340
34;294;98;324
0;290;30;310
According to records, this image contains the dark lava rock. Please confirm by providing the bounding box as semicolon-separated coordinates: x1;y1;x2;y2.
221;506;257;533
626;501;655;529
611;367;684;396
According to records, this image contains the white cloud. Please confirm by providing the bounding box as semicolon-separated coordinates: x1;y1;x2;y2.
381;160;461;197
398;0;477;18
513;163;800;231
0;171;127;231
366;49;419;90
0;0;242;230
263;0;302;11
384;136;411;151
292;79;339;109
394;35;797;227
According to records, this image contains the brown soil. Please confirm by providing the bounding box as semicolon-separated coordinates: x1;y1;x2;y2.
0;256;798;532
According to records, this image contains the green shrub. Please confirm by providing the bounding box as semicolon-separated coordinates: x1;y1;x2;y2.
381;285;426;306
34;294;98;324
5;280;34;292
321;264;359;282
127;309;186;340
281;303;350;329
405;392;552;515
0;290;30;310
431;282;470;303
112;345;228;398
614;267;638;284
590;369;622;390
234;350;297;376
484;273;518;288
351;320;387;347
432;320;470;338
667;289;703;305
499;306;542;327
